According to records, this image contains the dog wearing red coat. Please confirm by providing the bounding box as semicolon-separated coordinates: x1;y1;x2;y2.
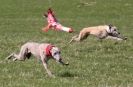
42;8;73;33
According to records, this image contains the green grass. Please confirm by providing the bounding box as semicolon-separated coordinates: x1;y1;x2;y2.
0;0;133;87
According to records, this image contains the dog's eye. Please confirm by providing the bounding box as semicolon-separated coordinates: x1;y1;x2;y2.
114;29;116;31
54;53;57;55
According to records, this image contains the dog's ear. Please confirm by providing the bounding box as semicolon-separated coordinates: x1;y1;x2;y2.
48;8;53;13
44;14;47;17
108;24;113;29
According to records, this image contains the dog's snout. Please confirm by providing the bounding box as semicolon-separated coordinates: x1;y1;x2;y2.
59;58;62;62
118;32;120;34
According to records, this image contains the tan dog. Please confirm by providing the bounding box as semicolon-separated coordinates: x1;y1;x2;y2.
6;42;69;77
69;24;127;43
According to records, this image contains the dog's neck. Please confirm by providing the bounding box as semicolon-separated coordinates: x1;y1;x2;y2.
106;25;112;34
46;45;55;57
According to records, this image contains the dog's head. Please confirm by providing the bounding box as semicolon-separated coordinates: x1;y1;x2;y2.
107;24;127;40
107;24;120;36
50;46;69;65
51;47;61;62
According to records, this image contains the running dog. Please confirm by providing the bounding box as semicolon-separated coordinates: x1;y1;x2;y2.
69;24;127;43
6;42;69;77
42;8;73;33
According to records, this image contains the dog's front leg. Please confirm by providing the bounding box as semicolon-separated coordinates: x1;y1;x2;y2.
106;36;124;40
116;35;127;40
40;53;55;77
42;60;55;77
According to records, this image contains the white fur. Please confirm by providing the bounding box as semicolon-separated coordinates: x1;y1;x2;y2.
6;42;68;77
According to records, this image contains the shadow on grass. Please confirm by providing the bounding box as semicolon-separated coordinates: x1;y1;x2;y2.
58;72;79;77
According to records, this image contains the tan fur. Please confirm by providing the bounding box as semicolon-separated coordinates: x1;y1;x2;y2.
69;25;127;43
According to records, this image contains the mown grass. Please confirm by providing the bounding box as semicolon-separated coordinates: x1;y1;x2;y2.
0;0;133;87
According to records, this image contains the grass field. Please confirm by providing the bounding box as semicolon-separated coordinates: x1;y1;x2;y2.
0;0;133;87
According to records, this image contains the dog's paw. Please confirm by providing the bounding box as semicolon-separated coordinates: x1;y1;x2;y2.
49;75;55;78
65;62;69;66
13;58;17;61
123;37;127;40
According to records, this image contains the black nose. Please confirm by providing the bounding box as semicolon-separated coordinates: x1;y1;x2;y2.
118;32;120;34
59;58;62;62
124;37;127;40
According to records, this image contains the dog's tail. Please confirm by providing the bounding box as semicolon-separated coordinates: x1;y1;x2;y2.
69;38;74;44
69;35;78;44
61;35;78;48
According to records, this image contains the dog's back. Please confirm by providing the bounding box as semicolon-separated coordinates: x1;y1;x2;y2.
81;25;107;31
23;42;41;57
80;25;108;35
24;42;52;58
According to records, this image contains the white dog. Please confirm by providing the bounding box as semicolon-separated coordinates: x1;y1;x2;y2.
6;42;69;77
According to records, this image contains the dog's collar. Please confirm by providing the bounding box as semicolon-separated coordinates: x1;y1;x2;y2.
46;45;55;57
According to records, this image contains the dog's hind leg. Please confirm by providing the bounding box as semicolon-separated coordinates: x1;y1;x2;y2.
80;33;89;41
5;53;15;60
5;52;24;61
73;33;89;42
12;46;28;61
69;33;84;43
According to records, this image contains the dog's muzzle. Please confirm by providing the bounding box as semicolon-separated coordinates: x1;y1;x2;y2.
59;58;69;66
